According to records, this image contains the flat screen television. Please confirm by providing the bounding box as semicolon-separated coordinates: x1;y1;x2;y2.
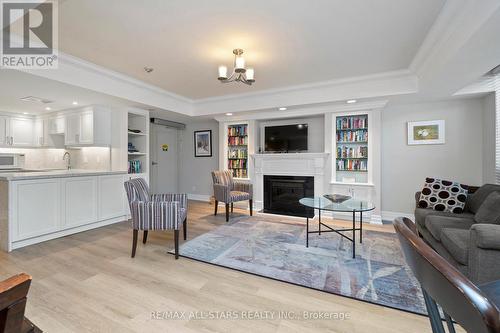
264;124;308;152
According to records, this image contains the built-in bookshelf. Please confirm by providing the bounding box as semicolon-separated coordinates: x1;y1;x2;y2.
227;124;248;179
335;115;368;181
127;111;149;178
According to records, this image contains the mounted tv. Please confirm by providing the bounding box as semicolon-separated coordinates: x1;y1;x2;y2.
264;124;308;152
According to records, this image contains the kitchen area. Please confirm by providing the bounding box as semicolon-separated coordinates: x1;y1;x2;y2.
0;70;151;252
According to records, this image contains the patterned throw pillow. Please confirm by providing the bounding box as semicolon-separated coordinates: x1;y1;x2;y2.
418;178;469;213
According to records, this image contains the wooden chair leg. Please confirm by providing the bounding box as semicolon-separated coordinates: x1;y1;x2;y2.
225;203;230;222
249;199;253;216
143;230;148;244
131;229;138;258
174;230;179;260
183;218;187;240
231;203;234;213
214;200;218;215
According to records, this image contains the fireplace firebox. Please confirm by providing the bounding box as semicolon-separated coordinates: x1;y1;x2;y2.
263;175;314;217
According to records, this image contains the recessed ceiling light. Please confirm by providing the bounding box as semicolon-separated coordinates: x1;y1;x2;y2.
23;112;29;115
278;107;287;111
144;67;154;73
225;113;233;116
45;107;51;111
346;99;357;104
72;101;78;105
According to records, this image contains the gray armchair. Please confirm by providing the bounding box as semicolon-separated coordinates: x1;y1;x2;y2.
211;170;253;222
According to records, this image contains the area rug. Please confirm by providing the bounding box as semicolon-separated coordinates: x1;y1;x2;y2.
177;219;427;315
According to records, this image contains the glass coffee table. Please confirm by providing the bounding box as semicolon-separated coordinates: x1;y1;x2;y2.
299;197;375;258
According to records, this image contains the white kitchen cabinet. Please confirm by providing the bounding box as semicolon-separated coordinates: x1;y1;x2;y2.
64;107;111;146
48;115;65;134
0;116;8;146
9;117;34;147
98;174;126;219
12;179;61;241
62;177;98;228
65;113;80;145
34;118;62;147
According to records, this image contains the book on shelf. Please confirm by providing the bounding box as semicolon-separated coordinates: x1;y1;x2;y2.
336;130;367;142
228;136;248;145
336;159;367;171
228;159;247;169
231;168;247;178
336;116;368;130
128;160;142;174
337;146;368;158
228;148;247;159
227;125;248;136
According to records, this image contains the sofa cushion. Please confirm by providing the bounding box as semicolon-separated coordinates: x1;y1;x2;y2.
474;191;500;225
467;184;500;214
441;228;470;265
424;215;474;242
418;178;469;213
415;207;474;229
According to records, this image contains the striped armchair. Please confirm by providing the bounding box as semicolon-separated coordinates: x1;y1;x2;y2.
211;170;253;222
124;178;187;259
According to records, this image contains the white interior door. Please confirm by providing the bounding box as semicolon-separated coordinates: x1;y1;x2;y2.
150;125;178;194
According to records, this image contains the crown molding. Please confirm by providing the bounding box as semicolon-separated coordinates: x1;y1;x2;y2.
197;70;416;116
13;50;195;115
213;100;388;122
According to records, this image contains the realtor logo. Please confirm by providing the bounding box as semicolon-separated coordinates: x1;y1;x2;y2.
1;0;58;69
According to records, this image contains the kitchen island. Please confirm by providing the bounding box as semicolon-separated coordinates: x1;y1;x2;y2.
0;170;129;251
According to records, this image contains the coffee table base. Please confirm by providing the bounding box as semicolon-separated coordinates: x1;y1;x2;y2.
306;209;363;258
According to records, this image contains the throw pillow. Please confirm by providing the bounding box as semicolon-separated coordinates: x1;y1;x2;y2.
418;178;469;213
474;191;500;224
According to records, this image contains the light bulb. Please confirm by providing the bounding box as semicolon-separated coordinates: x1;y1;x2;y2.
218;65;228;80
246;68;255;81
235;56;246;73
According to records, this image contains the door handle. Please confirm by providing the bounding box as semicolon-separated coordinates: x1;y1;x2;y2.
151;161;158;166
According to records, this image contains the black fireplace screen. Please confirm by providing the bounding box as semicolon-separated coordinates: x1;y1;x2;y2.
263;175;314;217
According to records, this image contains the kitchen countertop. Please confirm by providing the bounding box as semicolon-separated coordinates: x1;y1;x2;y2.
0;169;127;181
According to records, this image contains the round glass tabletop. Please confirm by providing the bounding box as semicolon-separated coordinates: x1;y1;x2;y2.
299;196;375;212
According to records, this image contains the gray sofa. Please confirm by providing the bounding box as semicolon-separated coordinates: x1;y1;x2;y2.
415;184;500;284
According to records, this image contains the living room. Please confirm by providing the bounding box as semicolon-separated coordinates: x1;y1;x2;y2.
0;1;500;333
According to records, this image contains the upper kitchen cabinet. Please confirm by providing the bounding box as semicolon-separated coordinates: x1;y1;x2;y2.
34;118;64;148
9;116;34;147
64;106;111;146
0;116;8;146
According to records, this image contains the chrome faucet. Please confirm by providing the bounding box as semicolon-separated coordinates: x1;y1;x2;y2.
63;152;72;170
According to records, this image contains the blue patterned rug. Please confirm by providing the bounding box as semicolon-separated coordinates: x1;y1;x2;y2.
178;219;426;315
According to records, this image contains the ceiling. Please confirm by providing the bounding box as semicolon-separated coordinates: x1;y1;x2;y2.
58;0;445;99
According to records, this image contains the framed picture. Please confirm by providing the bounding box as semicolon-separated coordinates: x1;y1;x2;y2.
407;120;445;145
194;130;212;157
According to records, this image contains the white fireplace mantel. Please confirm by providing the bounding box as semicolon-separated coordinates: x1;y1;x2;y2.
250;153;329;211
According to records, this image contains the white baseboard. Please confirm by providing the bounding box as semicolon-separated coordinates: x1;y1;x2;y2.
381;211;415;223
187;193;211;202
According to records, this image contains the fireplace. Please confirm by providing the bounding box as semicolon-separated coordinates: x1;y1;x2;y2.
263;175;314;217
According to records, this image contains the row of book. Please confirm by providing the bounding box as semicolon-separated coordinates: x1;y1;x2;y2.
231;168;248;178
336;159;367;171
228;136;248;146
228;159;247;169
336;116;368;130
228;148;248;159
337;130;367;142
128;160;142;174
337;146;368;158
228;125;248;136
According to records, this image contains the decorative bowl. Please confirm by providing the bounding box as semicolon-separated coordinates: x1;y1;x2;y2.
323;194;351;203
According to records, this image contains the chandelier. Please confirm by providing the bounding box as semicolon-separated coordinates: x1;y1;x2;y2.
217;49;255;85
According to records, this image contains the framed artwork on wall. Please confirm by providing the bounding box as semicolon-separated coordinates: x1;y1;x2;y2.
407;120;445;145
194;130;212;157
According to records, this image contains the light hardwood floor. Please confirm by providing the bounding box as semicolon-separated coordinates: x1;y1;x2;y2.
0;200;440;333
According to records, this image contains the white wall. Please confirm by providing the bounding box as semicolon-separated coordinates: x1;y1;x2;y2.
482;93;496;184
257;116;325;153
179;119;219;200
381;98;484;214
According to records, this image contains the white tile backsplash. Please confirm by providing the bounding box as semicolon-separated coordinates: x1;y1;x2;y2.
0;147;111;170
